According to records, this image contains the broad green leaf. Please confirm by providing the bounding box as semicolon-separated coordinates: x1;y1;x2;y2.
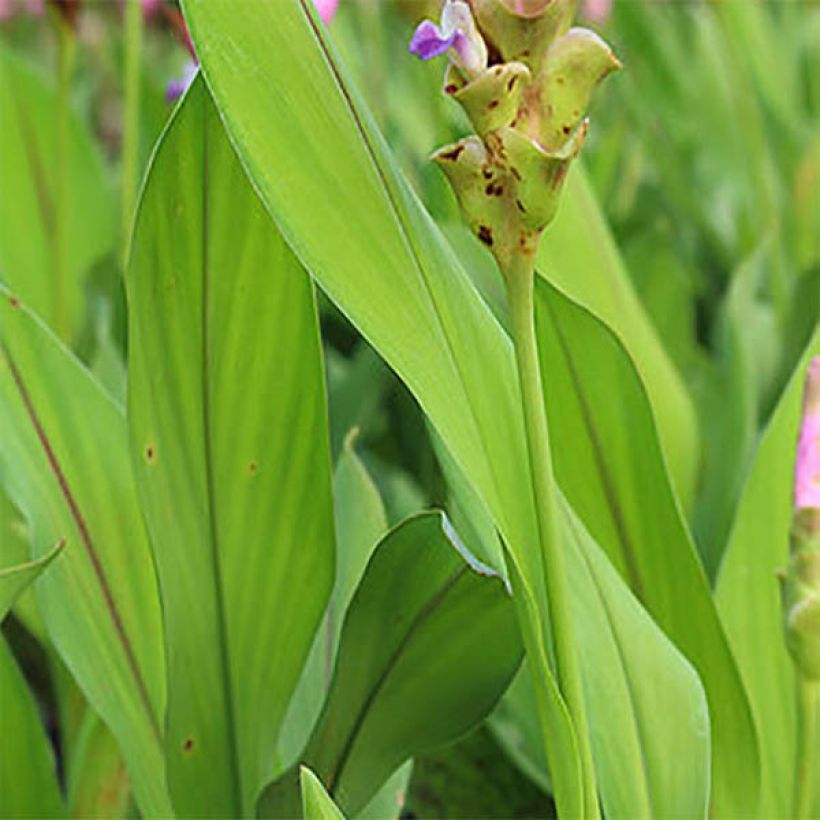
301;768;345;820
534;277;759;814
0;523;64;818
561;502;710;819
716;330;820;818
127;77;335;816
539;166;699;509
0;287;171;817
183;5;583;814
279;433;389;770
0;637;64;819
258;512;523;817
67;712;131;819
0;45;115;342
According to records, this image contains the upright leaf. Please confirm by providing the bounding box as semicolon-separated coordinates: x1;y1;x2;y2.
533;277;759;814
0;46;115;341
0;288;171;816
301;768;345;820
128;77;335;816
539;167;699;507
717;331;820;818
259;513;523;817
279;434;389;770
561;503;710;819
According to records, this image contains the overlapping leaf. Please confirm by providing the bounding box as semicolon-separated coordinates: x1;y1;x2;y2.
127;77;335;816
0;45;115;342
259;513;523;817
0;288;171;816
534;277;758;814
717;330;820;818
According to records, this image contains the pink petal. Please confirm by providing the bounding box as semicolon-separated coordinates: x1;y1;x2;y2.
313;0;339;25
795;357;820;511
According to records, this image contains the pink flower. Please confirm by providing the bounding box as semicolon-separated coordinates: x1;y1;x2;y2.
313;0;339;24
795;357;820;511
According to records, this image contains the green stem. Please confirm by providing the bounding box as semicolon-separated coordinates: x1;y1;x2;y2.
122;0;143;261
54;17;75;342
505;258;598;819
793;677;818;820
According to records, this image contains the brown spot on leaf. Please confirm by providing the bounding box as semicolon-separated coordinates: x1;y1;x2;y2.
516;199;527;213
510;166;522;181
507;75;518;92
182;737;195;753
485;182;504;197
444;83;458;95
8;296;20;309
562;125;571;135
247;461;258;476
439;144;464;162
477;225;494;246
145;445;156;464
482;166;493;180
487;99;499;110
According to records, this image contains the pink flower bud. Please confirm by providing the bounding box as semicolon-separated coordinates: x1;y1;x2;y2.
795;357;820;512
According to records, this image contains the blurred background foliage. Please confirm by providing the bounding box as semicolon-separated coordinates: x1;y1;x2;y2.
0;0;818;815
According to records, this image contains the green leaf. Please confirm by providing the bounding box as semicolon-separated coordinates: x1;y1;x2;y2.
279;433;389;770
533;277;759;815
127;77;335;816
0;288;172;817
538;166;699;509
182;4;583;813
0;45;115;342
301;768;345;820
258;512;523;817
716;330;820;818
561;502;710;819
0;637;65;819
67;712;131;819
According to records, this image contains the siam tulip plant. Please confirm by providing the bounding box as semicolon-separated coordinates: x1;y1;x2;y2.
0;0;819;817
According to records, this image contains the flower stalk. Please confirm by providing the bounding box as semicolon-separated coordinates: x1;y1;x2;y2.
506;254;598;817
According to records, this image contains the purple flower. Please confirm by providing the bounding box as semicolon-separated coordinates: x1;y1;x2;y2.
166;59;198;103
795;357;820;512
410;0;487;78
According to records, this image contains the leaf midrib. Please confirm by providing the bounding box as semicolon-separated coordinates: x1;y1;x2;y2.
200;112;243;813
